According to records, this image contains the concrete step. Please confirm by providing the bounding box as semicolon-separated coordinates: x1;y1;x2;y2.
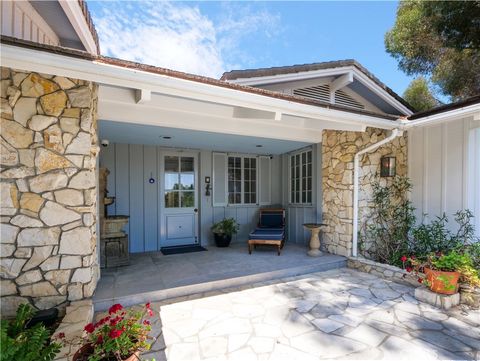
93;257;346;311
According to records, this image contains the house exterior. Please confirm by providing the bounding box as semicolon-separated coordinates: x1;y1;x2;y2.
1;0;479;317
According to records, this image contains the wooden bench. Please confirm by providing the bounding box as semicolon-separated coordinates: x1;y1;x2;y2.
248;239;283;256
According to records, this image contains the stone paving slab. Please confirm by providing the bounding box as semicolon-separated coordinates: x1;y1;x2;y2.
94;268;480;361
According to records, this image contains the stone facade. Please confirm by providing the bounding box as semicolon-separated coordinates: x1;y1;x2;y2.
1;68;99;317
321;128;407;256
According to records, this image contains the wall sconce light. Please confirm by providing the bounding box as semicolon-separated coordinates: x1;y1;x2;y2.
380;156;396;177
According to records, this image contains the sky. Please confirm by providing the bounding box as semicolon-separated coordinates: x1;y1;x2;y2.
87;1;414;97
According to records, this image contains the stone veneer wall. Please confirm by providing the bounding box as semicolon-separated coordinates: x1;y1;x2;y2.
1;68;99;317
321;127;407;256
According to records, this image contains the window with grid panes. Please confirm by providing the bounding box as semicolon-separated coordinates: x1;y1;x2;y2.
290;149;312;204
228;156;257;204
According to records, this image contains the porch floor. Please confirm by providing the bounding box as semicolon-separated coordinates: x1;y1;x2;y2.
93;243;346;311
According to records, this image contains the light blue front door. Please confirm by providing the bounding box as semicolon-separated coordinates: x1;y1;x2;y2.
160;152;199;247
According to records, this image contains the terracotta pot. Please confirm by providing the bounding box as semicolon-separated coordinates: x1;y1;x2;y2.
424;268;460;295
72;344;141;361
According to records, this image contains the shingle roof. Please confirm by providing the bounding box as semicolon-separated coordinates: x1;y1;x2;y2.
407;94;480;120
77;0;101;54
221;60;414;112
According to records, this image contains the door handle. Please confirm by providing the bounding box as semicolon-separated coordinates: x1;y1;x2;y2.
194;208;198;213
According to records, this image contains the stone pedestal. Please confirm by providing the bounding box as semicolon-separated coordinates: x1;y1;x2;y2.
414;286;460;310
303;223;324;257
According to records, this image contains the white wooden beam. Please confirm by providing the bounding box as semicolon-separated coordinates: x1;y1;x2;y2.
274;111;282;121
135;89;151;104
330;72;354;103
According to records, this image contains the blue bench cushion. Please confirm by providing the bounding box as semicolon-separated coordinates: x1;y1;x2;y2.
259;213;284;228
249;229;284;240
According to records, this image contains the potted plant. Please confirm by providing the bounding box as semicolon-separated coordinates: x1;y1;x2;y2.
72;303;153;361
404;251;479;295
211;218;239;247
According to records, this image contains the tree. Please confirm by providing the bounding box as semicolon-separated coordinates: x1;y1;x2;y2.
385;1;480;101
403;77;439;112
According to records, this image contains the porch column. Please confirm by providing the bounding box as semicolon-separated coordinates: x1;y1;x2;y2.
321;128;407;257
1;67;99;316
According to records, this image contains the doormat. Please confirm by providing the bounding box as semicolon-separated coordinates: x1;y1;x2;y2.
161;245;207;255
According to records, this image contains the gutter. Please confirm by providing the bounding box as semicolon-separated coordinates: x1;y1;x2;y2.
352;128;403;257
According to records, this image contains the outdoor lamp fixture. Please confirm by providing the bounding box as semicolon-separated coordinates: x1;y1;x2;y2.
380;156;396;177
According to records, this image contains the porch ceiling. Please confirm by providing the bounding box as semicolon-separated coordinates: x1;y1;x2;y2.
98;120;311;155
98;84;369;145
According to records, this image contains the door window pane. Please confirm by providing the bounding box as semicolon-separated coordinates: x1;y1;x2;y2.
164;155;195;208
165;173;179;190
165;156;179;172
181;157;194;172
180;174;194;190
165;191;179;208
180;191;195;208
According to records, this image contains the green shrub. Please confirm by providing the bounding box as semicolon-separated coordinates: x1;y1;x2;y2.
411;210;477;256
0;304;61;361
359;176;416;266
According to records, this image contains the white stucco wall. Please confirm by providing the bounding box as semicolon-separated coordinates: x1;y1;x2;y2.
408;116;480;236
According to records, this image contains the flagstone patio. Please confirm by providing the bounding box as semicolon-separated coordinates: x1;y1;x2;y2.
95;268;480;361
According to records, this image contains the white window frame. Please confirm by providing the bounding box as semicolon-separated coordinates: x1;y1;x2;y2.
289;147;313;206
227;154;259;206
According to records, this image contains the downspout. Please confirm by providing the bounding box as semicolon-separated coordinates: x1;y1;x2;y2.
352;128;404;257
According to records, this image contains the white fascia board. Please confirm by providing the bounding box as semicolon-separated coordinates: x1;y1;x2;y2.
59;1;98;55
348;66;413;116
229;67;352;86
405;103;480;128
1;44;400;130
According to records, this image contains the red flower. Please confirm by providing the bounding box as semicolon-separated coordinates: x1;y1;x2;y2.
406;266;413;273
108;303;123;315
84;323;95;334
147;309;153;317
146;302;151;309
143;320;151;325
56;332;65;339
110;317;119;326
418;278;423;284
109;329;123;339
96;335;103;344
400;255;407;262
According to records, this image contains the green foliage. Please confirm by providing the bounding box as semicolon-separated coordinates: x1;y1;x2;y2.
211;218;240;236
385;1;480;100
0;304;61;361
465;242;480;270
411;210;477;256
359;176;416;266
431;251;472;272
403;77;439;111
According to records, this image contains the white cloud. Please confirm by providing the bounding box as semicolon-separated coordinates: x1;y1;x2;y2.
92;1;281;78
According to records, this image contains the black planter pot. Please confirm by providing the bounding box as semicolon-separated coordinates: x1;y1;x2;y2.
214;233;232;247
